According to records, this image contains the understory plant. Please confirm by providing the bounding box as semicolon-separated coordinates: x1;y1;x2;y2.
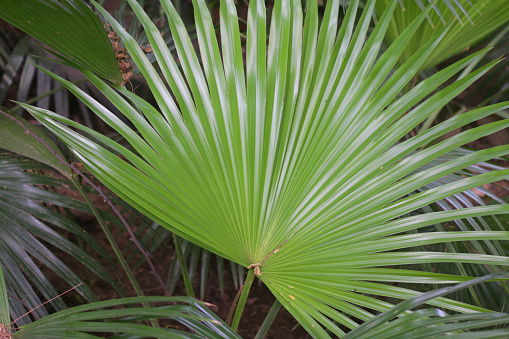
376;0;509;70
0;263;241;338
1;0;509;337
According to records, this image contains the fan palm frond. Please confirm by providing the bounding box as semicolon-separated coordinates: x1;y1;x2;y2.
0;113;125;325
376;0;509;70
19;0;509;336
0;0;122;85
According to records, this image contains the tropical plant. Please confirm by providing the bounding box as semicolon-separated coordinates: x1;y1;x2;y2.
0;113;118;324
0;0;122;85
0;0;241;329
0;264;242;339
462;25;509;108
376;0;509;71
342;272;509;338
0;111;245;337
0;0;180;129
1;0;509;337
0;0;120;129
13;0;509;336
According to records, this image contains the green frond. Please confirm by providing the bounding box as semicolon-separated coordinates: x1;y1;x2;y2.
376;0;509;70
0;0;122;85
22;0;509;337
14;296;241;338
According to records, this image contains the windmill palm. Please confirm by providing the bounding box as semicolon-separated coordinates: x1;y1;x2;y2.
21;0;509;337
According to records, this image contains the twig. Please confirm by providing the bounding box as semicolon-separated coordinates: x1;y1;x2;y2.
11;283;83;326
228;228;300;331
0;109;169;296
230;268;255;331
6;293;35;320
226;279;244;326
254;299;282;339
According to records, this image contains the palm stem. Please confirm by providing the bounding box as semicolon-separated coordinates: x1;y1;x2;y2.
254;299;282;339
230;268;255;332
172;233;195;298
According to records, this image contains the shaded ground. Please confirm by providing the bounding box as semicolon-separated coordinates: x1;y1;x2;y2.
44;199;312;338
121;237;312;338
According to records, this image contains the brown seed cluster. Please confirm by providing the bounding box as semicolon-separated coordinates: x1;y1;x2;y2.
104;24;153;86
140;44;153;53
105;24;133;86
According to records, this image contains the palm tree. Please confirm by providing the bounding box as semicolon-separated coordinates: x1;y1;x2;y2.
2;0;509;337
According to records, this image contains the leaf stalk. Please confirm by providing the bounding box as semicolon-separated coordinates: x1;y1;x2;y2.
172;233;195;298
254;299;282;339
230;268;255;332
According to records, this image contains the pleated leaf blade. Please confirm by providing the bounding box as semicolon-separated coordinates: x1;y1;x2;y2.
24;0;509;337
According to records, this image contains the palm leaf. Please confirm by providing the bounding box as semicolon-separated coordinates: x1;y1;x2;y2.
0;265;10;336
0;114;125;325
13;296;241;338
409;149;509;312
0;0;122;85
0;111;71;175
23;0;509;337
463;25;509;106
376;0;509;70
0;152;129;324
343;273;509;339
0;34;29;104
367;0;497;25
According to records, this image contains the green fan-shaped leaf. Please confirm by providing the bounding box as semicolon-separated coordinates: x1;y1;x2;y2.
14;296;241;338
23;0;509;337
0;0;122;85
343;273;509;339
377;0;509;70
0;152;121;326
0;112;71;176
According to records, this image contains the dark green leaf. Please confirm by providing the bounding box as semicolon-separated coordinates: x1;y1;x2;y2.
0;112;70;175
0;0;122;85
